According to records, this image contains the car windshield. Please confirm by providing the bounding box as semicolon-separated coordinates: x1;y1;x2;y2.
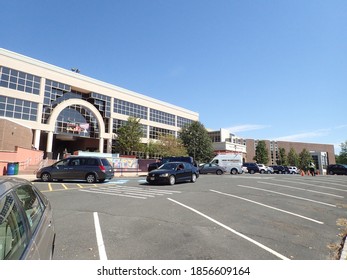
159;163;178;170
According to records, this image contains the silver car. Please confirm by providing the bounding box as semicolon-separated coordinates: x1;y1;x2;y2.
0;177;55;259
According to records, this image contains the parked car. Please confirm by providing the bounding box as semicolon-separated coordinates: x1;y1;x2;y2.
327;164;347;175
148;156;196;172
257;164;269;174
288;166;299;174
267;166;274;174
0;177;55;260
269;165;288;174
147;162;199;185
242;162;260;174
209;154;243;175
199;163;226;175
36;156;114;183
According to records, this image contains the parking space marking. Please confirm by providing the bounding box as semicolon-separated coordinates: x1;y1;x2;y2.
258;181;344;198
237;184;336;207
288;178;347;188
81;189;147;199
48;183;52;192
271;179;347;193
167;198;290;260
210;189;324;224
79;185;181;199
93;212;108;260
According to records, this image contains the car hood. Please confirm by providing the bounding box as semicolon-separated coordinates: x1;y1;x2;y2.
148;169;174;175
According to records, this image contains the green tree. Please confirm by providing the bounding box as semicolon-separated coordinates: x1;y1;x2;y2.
114;117;143;155
253;140;269;164
336;141;347;164
287;147;299;166
298;148;313;171
277;147;288;165
154;134;188;157
179;121;214;163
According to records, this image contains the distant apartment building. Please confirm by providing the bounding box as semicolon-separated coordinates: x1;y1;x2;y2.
207;129;247;160
207;129;335;172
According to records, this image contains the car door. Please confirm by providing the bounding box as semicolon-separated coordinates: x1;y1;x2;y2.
68;157;86;180
175;163;187;182
14;184;54;259
51;158;71;180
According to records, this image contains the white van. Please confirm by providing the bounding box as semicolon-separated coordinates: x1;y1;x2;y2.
210;154;244;175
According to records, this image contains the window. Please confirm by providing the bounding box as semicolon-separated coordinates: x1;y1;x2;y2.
15;185;44;234
0;193;28;260
0;66;41;95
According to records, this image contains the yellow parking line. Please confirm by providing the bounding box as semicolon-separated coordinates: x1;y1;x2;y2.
48;183;52;192
77;184;83;188
62;184;68;190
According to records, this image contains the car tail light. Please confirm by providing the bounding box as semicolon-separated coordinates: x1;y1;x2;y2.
99;165;106;173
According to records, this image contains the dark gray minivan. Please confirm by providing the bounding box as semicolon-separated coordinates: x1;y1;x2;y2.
36;156;114;183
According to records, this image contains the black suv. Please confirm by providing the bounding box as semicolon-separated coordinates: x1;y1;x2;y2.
270;165;289;174
36;156;114;183
242;162;260;174
148;156;196;172
327;164;347;175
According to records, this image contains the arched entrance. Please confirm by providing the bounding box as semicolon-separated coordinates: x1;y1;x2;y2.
45;99;106;159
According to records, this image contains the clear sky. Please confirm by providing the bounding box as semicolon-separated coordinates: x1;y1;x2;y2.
2;0;346;153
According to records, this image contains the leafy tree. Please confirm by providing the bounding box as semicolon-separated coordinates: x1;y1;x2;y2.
179;121;214;163
253;140;269;164
153;134;188;157
277;147;288;165
287;147;299;166
114;117;143;155
336;141;347;164
298;148;313;171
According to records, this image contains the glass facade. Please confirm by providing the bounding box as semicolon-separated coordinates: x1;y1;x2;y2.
114;98;147;119
149;126;175;139
177;116;193;128
150;108;175;126
0;95;38;121
0;66;41;95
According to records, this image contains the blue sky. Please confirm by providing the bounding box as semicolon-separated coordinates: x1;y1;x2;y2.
2;0;346;153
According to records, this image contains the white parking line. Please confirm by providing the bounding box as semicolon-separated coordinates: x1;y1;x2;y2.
258;181;344;198
210;189;324;224
80;189;147;199
167;198;290;260
237;184;336;207
93;212;108;260
272;179;347;193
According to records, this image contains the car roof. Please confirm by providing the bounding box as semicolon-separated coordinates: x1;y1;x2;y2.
0;177;32;196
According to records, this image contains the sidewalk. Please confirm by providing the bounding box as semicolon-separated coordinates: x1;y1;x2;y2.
12;171;147;182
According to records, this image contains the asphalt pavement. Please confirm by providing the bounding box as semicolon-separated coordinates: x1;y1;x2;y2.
8;172;347;260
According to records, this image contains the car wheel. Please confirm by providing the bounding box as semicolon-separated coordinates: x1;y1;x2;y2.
41;172;51;182
169;175;176;185
191;173;197;183
230;168;238;175
260;170;265;174
216;169;223;175
329;171;334;175
250;169;255;174
86;173;97;183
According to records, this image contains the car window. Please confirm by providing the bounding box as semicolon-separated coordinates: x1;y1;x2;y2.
15;185;44;234
69;158;81;166
55;159;69;167
101;158;111;166
0;192;28;260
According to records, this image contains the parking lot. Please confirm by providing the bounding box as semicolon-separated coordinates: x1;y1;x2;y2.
33;174;347;260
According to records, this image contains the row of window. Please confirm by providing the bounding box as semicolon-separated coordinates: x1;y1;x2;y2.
1;67;195;131
0;95;38;121
0;66;41;95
